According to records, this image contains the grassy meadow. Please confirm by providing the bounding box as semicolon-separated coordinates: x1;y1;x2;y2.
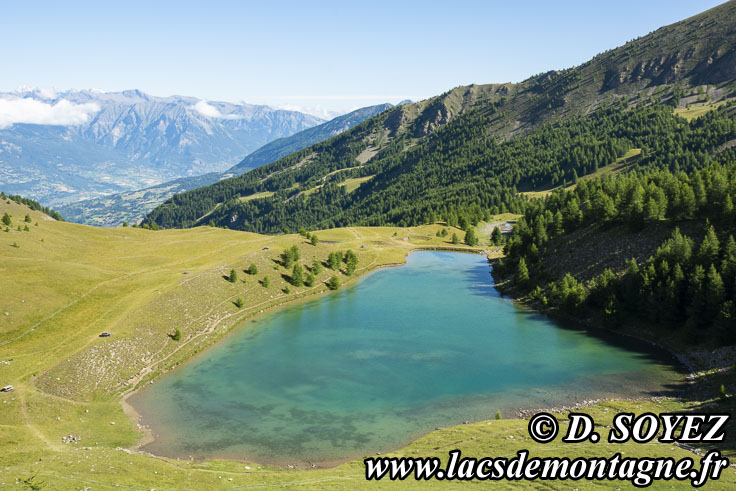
1;198;734;488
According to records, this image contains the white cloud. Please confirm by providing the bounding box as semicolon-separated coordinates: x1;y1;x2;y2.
0;97;99;129
193;100;222;118
192;100;240;119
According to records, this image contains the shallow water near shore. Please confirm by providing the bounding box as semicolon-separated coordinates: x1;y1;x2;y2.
130;251;682;465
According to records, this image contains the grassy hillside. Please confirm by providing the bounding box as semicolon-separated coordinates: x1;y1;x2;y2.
3;200;736;488
146;1;736;233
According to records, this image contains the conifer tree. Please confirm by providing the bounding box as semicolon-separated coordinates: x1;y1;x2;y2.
292;263;304;286
490;226;503;245
464;228;478;246
697;226;720;266
515;257;530;287
706;265;725;320
344;250;358;275
312;257;323;275
328;251;341;270
327;275;340;290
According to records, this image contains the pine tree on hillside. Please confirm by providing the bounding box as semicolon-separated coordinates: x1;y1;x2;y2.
515;257;530;287
464;228;478;246
312;257;323;275
292;264;304;287
491;226;503;245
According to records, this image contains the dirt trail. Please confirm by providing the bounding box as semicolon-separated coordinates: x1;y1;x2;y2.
20;392;62;452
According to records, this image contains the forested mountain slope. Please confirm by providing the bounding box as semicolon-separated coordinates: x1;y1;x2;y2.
146;1;736;233
494;130;736;346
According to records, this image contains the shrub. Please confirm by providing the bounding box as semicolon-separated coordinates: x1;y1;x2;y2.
234;297;244;308
171;328;182;341
228;268;238;283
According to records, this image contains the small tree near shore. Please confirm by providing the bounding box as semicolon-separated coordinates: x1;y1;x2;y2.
464;228;478;246
327;275;340;290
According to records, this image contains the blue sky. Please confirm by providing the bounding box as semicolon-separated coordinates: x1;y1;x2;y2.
1;0;725;117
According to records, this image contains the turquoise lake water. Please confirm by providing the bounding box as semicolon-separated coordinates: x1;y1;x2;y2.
130;251;681;465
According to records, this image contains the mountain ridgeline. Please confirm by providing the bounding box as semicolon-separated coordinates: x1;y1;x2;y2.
145;1;736;233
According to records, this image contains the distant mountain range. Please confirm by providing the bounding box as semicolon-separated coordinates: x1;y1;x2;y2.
144;0;736;233
56;103;395;226
0;89;324;207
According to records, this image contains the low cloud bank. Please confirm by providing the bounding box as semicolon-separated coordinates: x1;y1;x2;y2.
0;97;100;129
